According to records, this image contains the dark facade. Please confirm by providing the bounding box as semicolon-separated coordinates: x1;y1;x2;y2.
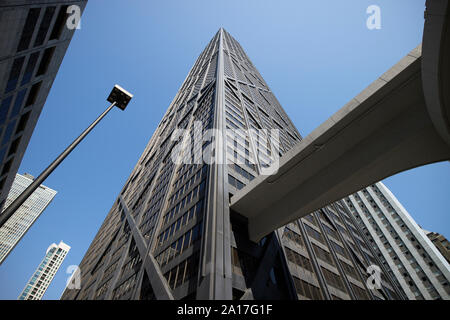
61;29;404;300
0;0;87;211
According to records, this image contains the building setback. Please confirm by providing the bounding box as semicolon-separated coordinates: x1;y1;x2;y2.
61;29;404;300
344;182;450;300
18;240;70;300
0;0;87;212
426;231;450;265
0;173;57;264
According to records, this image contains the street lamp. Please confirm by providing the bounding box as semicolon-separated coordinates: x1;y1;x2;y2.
0;85;133;228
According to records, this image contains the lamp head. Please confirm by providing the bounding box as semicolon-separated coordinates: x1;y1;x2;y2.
107;84;133;110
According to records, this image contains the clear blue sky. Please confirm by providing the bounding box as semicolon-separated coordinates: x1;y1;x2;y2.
1;0;448;300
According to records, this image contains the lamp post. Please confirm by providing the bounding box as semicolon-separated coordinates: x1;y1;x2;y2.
0;85;133;228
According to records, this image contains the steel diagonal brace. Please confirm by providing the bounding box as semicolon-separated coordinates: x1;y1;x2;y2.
118;196;174;300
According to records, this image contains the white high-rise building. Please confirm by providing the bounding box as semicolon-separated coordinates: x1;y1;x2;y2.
18;240;70;300
344;182;450;300
0;173;57;264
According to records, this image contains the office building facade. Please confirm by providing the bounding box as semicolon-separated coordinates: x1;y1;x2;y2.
18;240;70;300
343;182;450;299
61;29;404;300
0;173;57;264
0;0;87;211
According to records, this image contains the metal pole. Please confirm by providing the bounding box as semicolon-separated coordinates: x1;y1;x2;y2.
0;101;117;228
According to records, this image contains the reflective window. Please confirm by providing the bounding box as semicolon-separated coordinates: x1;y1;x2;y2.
37;47;55;76
11;89;27;118
25;81;42;107
17;8;41;52
50;5;68;40
5;57;25;93
34;7;56;47
21;52;40;85
0;97;13;126
1;120;17;146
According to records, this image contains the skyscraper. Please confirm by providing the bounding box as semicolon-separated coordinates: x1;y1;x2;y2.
0;173;57;264
343;182;450;300
0;0;87;212
61;29;404;300
18;240;70;300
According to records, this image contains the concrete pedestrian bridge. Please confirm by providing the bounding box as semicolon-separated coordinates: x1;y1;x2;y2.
231;0;450;242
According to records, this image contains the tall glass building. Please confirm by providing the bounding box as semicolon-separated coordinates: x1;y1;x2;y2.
61;29;404;300
18;240;70;300
344;182;450;300
0;173;57;264
0;0;87;212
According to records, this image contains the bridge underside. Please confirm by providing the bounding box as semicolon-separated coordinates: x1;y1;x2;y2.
231;0;450;242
